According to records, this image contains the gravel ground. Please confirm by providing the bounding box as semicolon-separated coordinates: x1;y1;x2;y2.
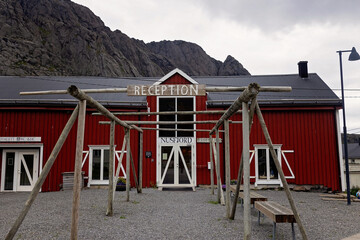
0;187;359;240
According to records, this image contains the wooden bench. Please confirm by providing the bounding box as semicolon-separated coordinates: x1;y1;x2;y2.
229;185;267;207
255;201;296;240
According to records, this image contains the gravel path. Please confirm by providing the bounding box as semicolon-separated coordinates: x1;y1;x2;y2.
1;187;359;239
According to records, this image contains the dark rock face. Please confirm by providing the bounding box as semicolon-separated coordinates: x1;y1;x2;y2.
0;0;250;77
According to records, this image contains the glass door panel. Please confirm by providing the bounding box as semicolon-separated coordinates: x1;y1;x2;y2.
19;154;34;186
5;152;15;190
179;146;191;184
161;146;174;184
103;150;109;180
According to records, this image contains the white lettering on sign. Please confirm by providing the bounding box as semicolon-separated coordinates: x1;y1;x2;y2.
197;138;222;143
0;137;42;142
127;84;206;96
158;137;194;144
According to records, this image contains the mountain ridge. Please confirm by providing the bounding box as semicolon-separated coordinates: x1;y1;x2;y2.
0;0;250;77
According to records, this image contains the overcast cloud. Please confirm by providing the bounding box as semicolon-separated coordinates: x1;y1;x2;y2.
73;0;360;133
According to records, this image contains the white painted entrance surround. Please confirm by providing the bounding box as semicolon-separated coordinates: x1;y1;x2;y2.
1;146;42;192
156;95;197;190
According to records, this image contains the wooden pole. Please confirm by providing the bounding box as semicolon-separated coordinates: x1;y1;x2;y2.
5;106;79;240
230;99;257;220
129;147;139;193
106;120;115;216
209;136;214;195
242;102;251;240
209;83;260;135
125;128;131;202
139;132;143;193
215;129;225;205
67;85;139;132
224;120;231;218
70;100;86;240
255;102;308;240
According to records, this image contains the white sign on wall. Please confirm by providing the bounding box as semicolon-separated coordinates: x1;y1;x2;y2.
158;137;194;144
0;137;42;142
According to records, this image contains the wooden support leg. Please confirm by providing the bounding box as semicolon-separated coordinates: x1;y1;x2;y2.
242;102;251;240
5;106;79;240
129;147;139;193
113;136;127;196
255;103;308;240
230;98;256;220
71;100;86;240
125;128;131;202
224;120;231;218
106;120;115;216
209;136;214;195
215;129;225;205
138;132;143;193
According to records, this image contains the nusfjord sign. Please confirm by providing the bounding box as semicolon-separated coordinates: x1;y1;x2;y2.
127;84;206;96
158;137;194;144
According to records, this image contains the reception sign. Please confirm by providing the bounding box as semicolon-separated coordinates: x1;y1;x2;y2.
127;84;206;96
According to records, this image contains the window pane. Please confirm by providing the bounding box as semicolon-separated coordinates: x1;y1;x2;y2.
177;98;194;137
258;149;266;179
92;150;101;180
103;150;109;180
269;149;279;179
159;98;176;137
5;152;15;190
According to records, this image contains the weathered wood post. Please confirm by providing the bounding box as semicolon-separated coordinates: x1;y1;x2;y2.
139;131;143;193
125;128;131;201
230;99;257;220
242;101;251;240
224;119;231;218
5;106;79;240
129;147;139;192
209;136;214;195
215;129;223;204
211;136;225;205
71;100;86;240
255;102;308;240
106;120;115;216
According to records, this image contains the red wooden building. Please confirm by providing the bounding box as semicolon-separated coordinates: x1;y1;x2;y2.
0;63;345;192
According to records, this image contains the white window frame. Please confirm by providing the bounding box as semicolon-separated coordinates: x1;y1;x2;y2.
156;95;197;188
88;145;126;186
254;144;282;187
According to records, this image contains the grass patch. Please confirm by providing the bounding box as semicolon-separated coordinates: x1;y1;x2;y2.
208;200;219;205
120;216;126;219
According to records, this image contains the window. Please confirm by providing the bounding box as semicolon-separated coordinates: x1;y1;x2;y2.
158;97;194;137
254;145;282;186
90;148;110;184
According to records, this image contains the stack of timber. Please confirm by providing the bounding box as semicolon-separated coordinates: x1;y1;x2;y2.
320;193;360;202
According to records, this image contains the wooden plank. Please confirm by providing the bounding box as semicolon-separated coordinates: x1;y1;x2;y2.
127;84;206;96
139;132;143;193
255;201;296;223
209;136;214;195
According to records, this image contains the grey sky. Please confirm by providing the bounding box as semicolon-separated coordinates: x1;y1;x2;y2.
73;0;360;133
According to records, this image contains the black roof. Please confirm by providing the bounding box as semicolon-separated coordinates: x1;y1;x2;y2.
0;73;341;108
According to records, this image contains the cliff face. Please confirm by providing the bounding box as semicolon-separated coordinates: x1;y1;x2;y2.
0;0;250;77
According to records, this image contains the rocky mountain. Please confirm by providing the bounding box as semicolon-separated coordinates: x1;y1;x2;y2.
0;0;250;77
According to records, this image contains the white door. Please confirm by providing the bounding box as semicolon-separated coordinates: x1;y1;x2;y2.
1;150;39;191
158;144;194;188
